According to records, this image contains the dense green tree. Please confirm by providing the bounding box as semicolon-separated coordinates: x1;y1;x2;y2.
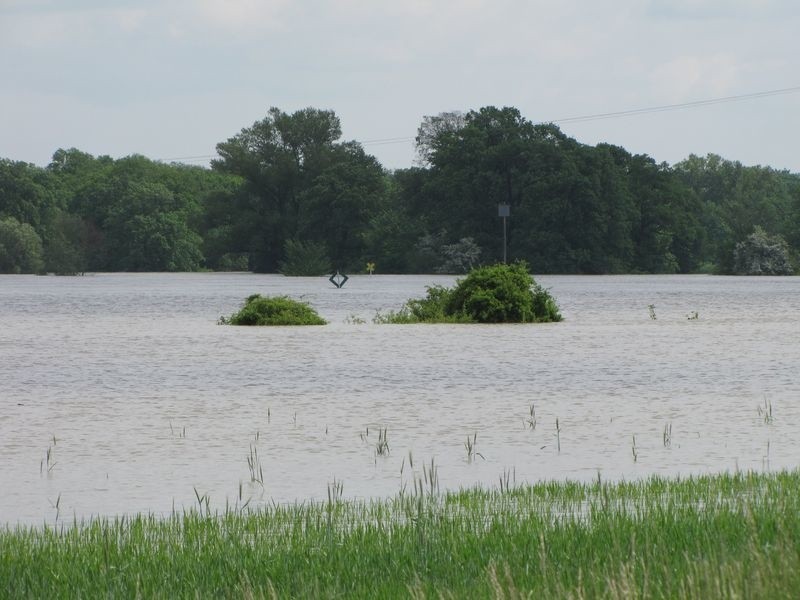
604;151;704;273
784;173;800;253
0;159;59;231
364;168;431;272
411;110;639;273
43;211;89;274
416;107;531;262
674;154;795;273
56;153;224;271
102;181;203;271
213;107;386;272
0;217;44;273
2;106;799;276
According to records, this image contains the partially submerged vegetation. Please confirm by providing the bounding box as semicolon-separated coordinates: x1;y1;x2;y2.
377;262;562;324
220;294;326;326
3;470;800;597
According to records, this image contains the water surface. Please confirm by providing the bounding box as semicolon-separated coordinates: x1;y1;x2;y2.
1;273;798;524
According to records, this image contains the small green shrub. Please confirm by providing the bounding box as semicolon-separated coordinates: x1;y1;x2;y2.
220;294;327;326
374;285;473;324
216;252;250;271
379;262;562;324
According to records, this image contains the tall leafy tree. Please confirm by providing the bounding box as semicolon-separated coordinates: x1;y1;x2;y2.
0;159;58;231
213;107;386;272
674;154;795;272
0;217;44;273
410;109;638;273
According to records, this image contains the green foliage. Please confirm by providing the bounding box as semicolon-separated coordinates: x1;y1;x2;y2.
279;239;332;276
374;284;472;324
0;159;58;230
2;107;800;275
733;226;794;275
43;212;89;275
0;217;44;273
118;211;204;272
380;262;561;324
447;262;562;323
215;252;250;271
221;294;326;326
213;107;386;272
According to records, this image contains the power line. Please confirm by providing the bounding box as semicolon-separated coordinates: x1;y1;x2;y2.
157;154;217;162
156;85;800;161
548;85;800;125
359;136;416;144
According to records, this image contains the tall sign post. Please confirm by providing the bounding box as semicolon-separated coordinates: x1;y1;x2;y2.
498;204;510;263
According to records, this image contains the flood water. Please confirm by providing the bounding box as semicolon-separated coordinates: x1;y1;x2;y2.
1;273;798;524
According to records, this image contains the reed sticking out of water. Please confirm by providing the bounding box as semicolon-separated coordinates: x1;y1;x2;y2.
193;487;210;517
758;397;774;424
48;492;61;523
631;435;638;462
663;423;673;448
40;444;56;475
555;418;561;453
327;479;343;505
169;421;186;438
648;304;657;320
413;457;439;497
247;444;264;485
526;403;537;430
464;433;485;462
499;468;516;493
375;428;390;457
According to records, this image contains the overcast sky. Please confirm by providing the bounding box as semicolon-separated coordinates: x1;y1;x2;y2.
1;0;798;172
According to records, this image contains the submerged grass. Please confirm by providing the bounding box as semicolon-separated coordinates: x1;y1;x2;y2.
4;470;800;598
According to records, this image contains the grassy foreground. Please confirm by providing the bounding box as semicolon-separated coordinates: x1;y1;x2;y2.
4;470;800;598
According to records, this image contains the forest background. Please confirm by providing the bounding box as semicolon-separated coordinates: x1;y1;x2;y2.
2;106;798;276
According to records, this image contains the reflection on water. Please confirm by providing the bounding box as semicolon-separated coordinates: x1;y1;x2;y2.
1;273;798;524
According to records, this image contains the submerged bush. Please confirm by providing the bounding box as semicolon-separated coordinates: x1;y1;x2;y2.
374;285;472;324
733;226;794;275
378;262;562;324
220;294;326;326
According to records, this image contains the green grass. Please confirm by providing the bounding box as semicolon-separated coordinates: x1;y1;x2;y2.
4;470;800;598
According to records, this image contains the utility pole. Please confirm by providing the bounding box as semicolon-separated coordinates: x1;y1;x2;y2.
498;204;510;263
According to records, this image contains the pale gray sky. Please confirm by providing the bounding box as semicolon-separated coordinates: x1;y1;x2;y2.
1;0;798;171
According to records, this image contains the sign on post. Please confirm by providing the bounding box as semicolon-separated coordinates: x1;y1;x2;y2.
498;204;510;263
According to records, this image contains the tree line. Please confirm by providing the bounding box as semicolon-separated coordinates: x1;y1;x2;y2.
1;106;798;275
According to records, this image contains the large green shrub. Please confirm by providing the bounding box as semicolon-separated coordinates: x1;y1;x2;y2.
220;294;326;326
446;262;560;323
378;262;562;324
